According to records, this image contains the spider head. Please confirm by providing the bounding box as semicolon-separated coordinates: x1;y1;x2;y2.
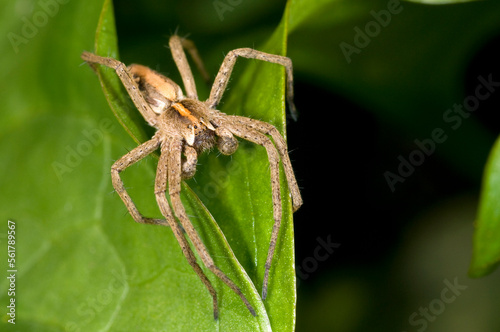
161;99;217;153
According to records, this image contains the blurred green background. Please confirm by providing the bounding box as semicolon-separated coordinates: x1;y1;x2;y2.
2;0;500;331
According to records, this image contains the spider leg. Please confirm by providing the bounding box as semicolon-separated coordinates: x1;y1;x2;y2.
223;122;283;300
166;137;256;316
154;137;219;319
111;134;166;226
181;145;197;179
169;35;210;100
227;116;302;211
81;51;158;127
206;48;297;120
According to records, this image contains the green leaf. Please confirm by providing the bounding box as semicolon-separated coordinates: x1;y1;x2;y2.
0;0;300;331
469;135;500;278
90;0;297;330
90;0;152;146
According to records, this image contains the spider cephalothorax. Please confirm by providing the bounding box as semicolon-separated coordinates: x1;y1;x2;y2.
82;34;302;319
132;65;239;169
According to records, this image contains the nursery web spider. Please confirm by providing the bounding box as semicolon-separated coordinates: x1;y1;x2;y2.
81;34;302;318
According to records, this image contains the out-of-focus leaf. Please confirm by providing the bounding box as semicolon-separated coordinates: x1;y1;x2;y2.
469;135;500;277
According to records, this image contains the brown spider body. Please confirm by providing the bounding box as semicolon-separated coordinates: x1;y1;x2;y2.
159;99;218;151
81;34;302;319
132;66;237;166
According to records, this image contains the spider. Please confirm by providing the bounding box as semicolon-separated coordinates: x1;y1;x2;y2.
81;34;302;319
